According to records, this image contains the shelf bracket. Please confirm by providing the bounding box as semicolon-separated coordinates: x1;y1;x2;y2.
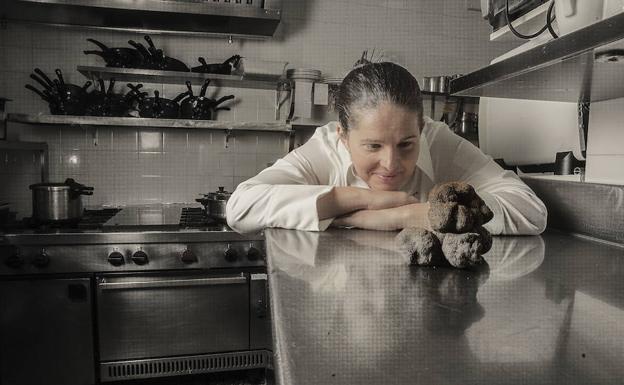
224;129;233;149
578;101;590;159
275;80;292;121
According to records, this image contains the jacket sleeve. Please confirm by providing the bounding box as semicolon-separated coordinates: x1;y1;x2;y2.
428;123;548;235
226;134;336;234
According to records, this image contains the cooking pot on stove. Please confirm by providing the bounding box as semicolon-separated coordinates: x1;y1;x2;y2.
196;187;232;222
29;178;94;223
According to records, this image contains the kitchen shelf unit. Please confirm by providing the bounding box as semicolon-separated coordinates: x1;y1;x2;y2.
8;113;292;149
77;66;286;91
77;65;293;124
7;114;292;133
450;12;624;103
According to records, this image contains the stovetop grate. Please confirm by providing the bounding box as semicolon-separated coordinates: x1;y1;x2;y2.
179;207;227;230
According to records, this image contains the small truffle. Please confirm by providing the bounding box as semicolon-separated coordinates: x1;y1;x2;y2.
441;232;486;269
428;202;458;232
396;227;444;266
428;202;474;233
429;181;476;204
428;182;493;232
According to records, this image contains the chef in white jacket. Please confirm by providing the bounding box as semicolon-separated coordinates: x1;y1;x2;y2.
227;62;547;235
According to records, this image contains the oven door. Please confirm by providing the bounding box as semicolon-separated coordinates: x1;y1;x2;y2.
96;272;250;361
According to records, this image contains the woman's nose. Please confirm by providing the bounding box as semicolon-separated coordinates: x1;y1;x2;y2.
380;148;400;170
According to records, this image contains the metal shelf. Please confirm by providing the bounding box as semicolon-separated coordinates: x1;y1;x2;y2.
450;12;624;103
17;0;280;19
7;114;292;133
77;66;285;91
2;0;282;38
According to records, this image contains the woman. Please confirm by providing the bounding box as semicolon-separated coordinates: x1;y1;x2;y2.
226;62;547;235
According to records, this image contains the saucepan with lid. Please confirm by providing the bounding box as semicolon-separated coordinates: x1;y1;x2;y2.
29;178;94;223
195;187;232;222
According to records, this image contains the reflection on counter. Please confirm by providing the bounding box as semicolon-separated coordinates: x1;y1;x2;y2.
266;229;545;289
266;229;624;385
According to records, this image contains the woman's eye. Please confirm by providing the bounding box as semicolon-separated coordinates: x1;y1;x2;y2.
365;143;382;150
398;141;414;149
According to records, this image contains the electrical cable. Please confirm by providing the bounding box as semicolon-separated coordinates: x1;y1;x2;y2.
505;0;557;40
546;0;558;39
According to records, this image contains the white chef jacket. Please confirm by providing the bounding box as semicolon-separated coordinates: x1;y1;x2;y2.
226;117;547;235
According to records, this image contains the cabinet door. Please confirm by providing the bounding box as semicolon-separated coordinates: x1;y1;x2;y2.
0;278;95;385
97;273;250;361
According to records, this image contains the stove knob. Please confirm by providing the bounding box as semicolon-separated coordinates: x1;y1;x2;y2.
32;250;50;268
132;250;149;265
180;249;198;264
5;252;24;268
224;247;238;262
107;251;125;266
247;247;262;261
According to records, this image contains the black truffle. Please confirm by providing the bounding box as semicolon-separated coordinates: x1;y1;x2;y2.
396;227;445;266
441;232;486;269
427;182;493;232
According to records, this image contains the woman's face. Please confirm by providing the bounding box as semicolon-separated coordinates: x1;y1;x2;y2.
339;102;421;191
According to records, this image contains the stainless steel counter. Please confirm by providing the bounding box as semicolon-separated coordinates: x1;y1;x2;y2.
265;229;624;385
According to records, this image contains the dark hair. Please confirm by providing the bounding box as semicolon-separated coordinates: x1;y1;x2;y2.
336;62;424;133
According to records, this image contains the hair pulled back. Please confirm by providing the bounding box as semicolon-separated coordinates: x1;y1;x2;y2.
336;62;423;132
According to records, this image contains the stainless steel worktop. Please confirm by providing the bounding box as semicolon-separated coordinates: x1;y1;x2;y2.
265;228;624;385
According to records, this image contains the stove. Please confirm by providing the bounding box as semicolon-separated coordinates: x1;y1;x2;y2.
0;204;272;385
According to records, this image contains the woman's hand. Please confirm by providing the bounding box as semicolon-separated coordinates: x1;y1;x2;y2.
332;202;431;231
365;190;419;210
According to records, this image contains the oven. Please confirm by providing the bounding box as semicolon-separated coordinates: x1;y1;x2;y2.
97;270;271;382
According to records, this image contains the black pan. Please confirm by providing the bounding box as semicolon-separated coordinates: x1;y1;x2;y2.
84;38;144;68
179;79;234;120
179;79;212;119
85;78;134;117
127;40;156;69
34;68;56;90
191;55;242;75
143;35;190;72
129;84;189;119
25;84;53;103
26;68;90;115
30;73;54;94
53;68;90;115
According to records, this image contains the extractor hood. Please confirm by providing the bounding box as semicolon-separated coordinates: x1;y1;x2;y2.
0;0;282;39
450;12;624;103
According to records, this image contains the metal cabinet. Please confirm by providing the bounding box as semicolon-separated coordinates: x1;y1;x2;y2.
0;278;95;385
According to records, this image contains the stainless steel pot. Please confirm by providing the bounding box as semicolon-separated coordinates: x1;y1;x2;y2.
196;187;232;222
29;178;94;222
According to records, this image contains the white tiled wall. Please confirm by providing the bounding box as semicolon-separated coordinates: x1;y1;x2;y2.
1;0;518;212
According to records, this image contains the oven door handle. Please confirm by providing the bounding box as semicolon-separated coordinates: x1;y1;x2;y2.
97;275;247;291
